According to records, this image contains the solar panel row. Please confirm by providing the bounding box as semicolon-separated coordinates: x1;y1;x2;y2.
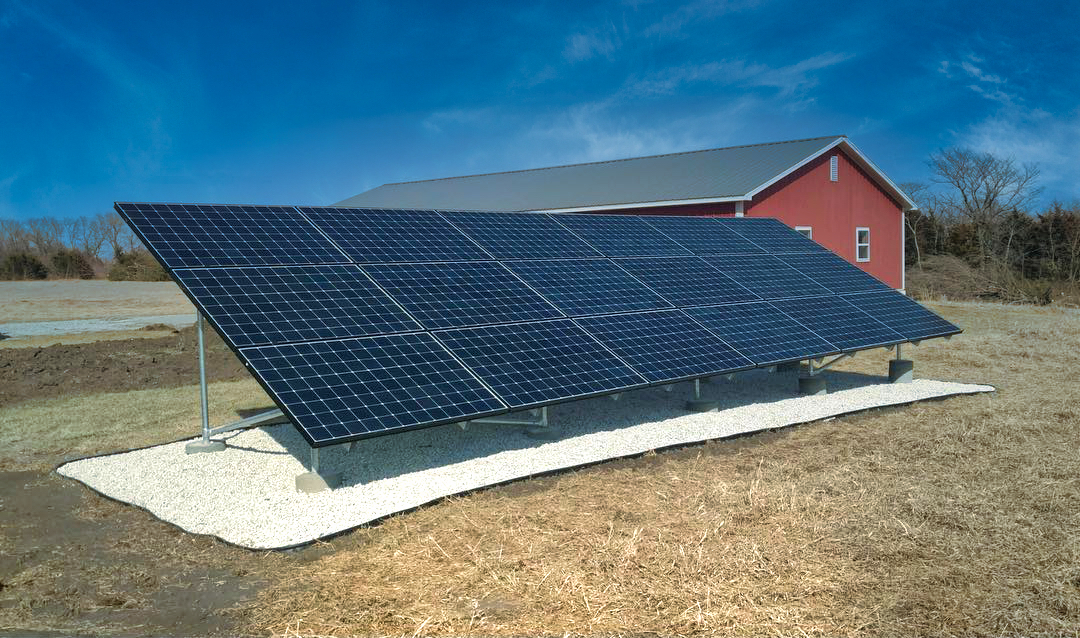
116;202;961;447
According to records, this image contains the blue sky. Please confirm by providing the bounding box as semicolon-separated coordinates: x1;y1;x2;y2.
1;0;1077;221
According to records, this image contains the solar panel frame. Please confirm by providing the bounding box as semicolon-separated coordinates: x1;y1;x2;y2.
435;319;647;409
770;295;905;351
614;256;761;306
440;210;603;259
239;333;507;446
505;259;673;316
115;202;350;269
549;213;692;257
171;265;422;347
685;302;840;366
640;215;765;255
705;254;832;300
361;261;565;329
716;217;829;254
841;291;962;341
777;252;893;294
299;207;492;263
574;310;755;383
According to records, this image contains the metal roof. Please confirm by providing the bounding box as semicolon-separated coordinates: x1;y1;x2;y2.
336;135;916;212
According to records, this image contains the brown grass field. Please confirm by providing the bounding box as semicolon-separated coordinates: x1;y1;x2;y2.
1;290;1079;636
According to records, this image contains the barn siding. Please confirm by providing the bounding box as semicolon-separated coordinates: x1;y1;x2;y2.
745;150;903;289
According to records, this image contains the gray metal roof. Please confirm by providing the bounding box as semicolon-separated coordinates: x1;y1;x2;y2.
336;135;915;211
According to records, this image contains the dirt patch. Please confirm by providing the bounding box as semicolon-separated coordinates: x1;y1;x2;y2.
0;325;248;407
0;471;269;637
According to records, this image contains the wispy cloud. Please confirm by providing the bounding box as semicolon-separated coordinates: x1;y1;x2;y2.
563;29;619;62
940;53;1014;104
626;52;852;97
643;0;762;37
957;107;1080;198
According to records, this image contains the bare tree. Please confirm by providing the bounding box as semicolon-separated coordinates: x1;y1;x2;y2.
99;211;140;257
70;215;107;259
929;148;1041;266
900;181;928;268
24;217;66;255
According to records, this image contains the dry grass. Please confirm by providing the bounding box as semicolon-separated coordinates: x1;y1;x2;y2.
0;280;193;322
243;301;1080;637
0;378;271;471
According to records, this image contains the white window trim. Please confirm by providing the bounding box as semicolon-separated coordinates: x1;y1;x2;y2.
829;155;838;182
856;227;870;262
794;226;812;239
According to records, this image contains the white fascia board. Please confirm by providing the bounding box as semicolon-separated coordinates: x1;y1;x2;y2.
541;196;748;214
743;137;918;212
841;139;918;211
744;137;846;200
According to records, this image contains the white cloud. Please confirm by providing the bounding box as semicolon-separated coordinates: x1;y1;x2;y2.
625;52;852;98
960;60;1003;84
563;30;618;62
957;107;1080;202
940;53;1015;104
643;0;762;37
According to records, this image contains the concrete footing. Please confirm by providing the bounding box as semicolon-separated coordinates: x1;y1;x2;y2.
684;399;719;412
185;439;226;454
295;471;342;493
798;375;827;395
889;359;914;383
776;361;802;373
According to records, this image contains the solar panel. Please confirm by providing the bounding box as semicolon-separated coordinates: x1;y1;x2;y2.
718;217;828;253
173;265;421;347
361;261;564;329
550;213;691;257
641;215;764;255
436;319;645;409
685;302;839;366
441;211;602;259
240;334;505;444
576;310;753;383
842;291;961;340
771;296;904;351
299;207;491;263
615;257;760;306
706;254;831;300
505;259;672;316
777;252;893;293
115;203;349;269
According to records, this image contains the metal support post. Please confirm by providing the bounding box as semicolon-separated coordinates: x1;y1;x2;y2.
896;343;903;360
186;312;226;454
685;377;717;412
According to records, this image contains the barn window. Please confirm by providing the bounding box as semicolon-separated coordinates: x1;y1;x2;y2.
856;227;870;262
830;155;839;182
795;226;812;239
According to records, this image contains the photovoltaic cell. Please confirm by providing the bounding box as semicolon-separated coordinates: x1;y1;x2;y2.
115;203;348;269
641;215;764;255
437;319;645;408
685;302;838;365
718;217;828;253
505;259;672;316
240;334;505;444
777;252;893;293
771;296;904;351
300;207;491;263
172;265;420;347
615;257;760;306
441;211;602;259
551;213;691;257
842;291;961;340
362;261;564;329
706;254;831;300
576;310;753;383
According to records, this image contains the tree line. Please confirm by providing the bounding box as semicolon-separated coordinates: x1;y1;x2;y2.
0;211;165;280
902;148;1080;303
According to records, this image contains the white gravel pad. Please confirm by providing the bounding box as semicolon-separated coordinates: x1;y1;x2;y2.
57;371;992;550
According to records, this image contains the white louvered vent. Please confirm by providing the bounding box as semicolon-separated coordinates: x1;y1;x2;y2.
829;155;838;182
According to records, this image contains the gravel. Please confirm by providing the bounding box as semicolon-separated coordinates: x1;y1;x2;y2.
0;314;196;338
57;370;993;550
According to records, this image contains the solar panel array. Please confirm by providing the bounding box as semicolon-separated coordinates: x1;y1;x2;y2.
117;203;961;447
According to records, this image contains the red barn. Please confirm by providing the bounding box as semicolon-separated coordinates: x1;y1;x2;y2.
338;136;915;290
